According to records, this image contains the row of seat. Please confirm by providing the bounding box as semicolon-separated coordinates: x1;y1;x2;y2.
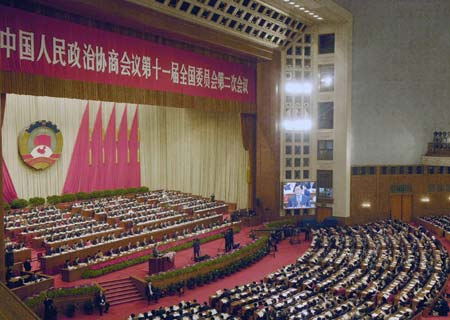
126;220;447;320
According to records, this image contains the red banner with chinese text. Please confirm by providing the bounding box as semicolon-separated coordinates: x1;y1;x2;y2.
0;6;256;104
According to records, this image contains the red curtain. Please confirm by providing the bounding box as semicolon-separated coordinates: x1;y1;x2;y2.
62;103;90;194
128;107;140;187
103;105;117;190
2;159;17;203
87;105;103;191
116;106;128;188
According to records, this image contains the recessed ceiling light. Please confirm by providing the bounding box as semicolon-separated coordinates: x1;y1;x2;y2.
317;17;323;20
299;7;305;11
289;1;295;4
294;4;300;8
304;10;310;13
308;12;314;15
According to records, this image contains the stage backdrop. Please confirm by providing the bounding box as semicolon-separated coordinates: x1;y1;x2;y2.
3;94;248;208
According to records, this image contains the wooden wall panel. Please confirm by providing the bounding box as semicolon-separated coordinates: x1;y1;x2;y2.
255;50;281;221
0;72;256;114
317;207;333;222
349;169;450;224
348;175;385;225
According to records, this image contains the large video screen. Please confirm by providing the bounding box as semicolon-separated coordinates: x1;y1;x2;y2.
283;182;316;209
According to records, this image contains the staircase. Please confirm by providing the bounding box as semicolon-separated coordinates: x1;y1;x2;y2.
98;278;143;306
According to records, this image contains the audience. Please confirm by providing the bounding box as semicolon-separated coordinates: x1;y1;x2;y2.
129;220;449;320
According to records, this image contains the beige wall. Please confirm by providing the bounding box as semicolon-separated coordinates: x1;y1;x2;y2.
334;0;450;165
313;20;353;217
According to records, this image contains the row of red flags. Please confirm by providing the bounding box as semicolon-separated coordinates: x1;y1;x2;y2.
62;103;141;194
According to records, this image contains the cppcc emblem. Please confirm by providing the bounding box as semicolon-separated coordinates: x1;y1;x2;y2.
19;120;63;170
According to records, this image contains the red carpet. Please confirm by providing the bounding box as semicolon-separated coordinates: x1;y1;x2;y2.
58;229;310;320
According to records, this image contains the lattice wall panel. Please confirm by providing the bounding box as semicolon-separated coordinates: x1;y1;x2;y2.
282;33;313;181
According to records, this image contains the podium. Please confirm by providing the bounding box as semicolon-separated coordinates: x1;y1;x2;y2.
148;252;175;274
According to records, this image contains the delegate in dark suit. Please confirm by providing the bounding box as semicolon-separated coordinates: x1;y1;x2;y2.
287;194;310;208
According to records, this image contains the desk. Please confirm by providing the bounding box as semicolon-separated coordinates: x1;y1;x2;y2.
42;227;123;250
61;265;88;282
9;248;32;263
194;204;228;216
148;252;175;274
80;209;94;218
40;214;222;274
11;273;54;300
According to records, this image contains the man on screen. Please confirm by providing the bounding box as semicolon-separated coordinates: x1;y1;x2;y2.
287;183;311;208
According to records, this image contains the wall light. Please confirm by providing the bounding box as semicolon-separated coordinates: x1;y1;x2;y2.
282;119;312;131
420;197;430;203
285;80;313;95
361;202;371;208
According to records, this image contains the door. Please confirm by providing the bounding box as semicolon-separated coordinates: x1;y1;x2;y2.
390;195;402;220
401;195;412;222
390;194;413;222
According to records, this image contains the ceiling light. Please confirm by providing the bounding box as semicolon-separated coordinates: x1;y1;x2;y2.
294;4;300;7
299;7;305;10
361;202;371;208
289;1;295;4
304;10;310;13
285;80;313;95
317;17;323;20
420;197;430;203
320;76;333;87
308;12;314;15
282;119;313;131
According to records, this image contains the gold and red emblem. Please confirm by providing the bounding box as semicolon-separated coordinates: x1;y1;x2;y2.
18;120;63;170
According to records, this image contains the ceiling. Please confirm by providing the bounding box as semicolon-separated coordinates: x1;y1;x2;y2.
27;0;350;60
125;0;351;50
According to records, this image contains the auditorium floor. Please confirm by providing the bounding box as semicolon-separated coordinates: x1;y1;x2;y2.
46;223;450;320
56;226;311;319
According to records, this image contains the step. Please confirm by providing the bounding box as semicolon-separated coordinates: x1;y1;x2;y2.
107;291;142;301
100;283;134;291
108;295;143;306
104;284;136;291
104;286;136;293
106;288;140;299
98;278;130;286
100;280;135;288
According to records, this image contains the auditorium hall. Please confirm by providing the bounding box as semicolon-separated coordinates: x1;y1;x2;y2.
0;0;449;319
